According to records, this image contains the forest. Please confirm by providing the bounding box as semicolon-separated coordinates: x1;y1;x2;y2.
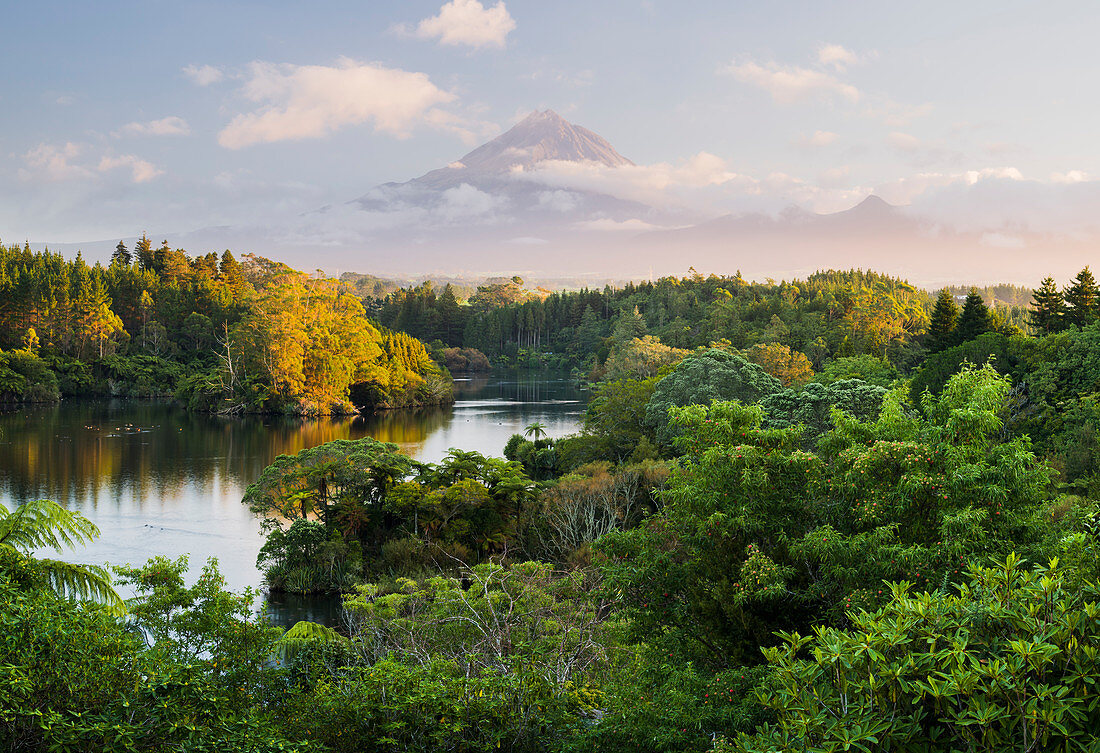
368;269;1033;372
0;239;451;414
5;258;1100;752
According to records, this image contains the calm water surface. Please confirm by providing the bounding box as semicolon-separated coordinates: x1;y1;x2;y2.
0;371;585;624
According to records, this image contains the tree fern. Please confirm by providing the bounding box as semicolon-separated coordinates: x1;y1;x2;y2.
275;619;347;664
0;500;125;615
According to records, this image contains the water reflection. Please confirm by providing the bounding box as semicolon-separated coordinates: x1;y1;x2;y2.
0;371;585;609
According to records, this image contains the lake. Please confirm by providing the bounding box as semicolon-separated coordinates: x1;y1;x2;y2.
0;371;585;625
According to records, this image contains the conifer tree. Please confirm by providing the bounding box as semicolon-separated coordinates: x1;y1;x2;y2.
134;234;154;271
110;240;131;267
1029;276;1065;333
1064;266;1099;328
219;250;244;295
437;284;463;346
954;288;993;345
926;288;960;352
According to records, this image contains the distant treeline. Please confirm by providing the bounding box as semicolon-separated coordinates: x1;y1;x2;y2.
368;269;1031;370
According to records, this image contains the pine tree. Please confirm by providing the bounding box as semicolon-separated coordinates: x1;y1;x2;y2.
611;306;647;344
134;234;154;271
1064;266;1099;328
1029;276;1065;334
437;284;463;346
926;288;960;352
110;240;131;267
219;250;244;295
954;288;994;345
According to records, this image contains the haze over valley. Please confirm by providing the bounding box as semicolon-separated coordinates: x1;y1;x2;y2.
38;108;1100;286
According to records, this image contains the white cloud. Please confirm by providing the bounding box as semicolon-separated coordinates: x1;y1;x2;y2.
415;0;516;49
722;59;859;103
795;130;838;148
817;43;859;70
1051;170;1089;184
20;142;163;184
117;116;191;137
97;155;163;183
218;58;455;149
437;183;508;220
182;64;225;86
20;142;91;182
963;166;1023;184
512;151;758;211
575;218;664;232
537;190;580;212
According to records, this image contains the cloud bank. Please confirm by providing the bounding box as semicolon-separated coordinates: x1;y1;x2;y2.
218;58;455;148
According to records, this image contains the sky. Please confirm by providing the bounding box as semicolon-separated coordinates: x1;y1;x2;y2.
5;0;1100;247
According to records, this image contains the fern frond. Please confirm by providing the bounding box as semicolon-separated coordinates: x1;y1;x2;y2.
35;558;127;616
0;500;100;553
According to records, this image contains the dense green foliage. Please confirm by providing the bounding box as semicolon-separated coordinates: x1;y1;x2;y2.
11;259;1100;753
0;558;307;751
728;555;1100;753
372;270;936;370
245;439;537;592
0;242;449;413
644;348;783;446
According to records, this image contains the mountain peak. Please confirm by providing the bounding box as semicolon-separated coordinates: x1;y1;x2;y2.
392;109;633;193
446;110;634;176
516;109;568;125
848;195;896;213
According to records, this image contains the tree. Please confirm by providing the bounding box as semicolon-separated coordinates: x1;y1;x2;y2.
925;288;959;352
110;240;131;267
134;234;154;271
1029;275;1065;333
953;288;993;345
601;335;689;381
815;354;897;387
611;306;648;344
243;438;411;533
742;343;814;387
761;379;886;446
643;348;783;446
218;249;245;294
1064;266;1099;327
0;500;123;613
577;376;661;464
523;421;548;441
728;556;1100;753
437;284;464;346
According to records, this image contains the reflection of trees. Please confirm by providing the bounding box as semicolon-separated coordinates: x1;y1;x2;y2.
355;407;449;448
0;402;405;509
457;369;579;405
0;373;586;512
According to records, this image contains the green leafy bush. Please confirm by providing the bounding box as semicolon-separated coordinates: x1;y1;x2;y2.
727;555;1100;753
644;349;783;447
